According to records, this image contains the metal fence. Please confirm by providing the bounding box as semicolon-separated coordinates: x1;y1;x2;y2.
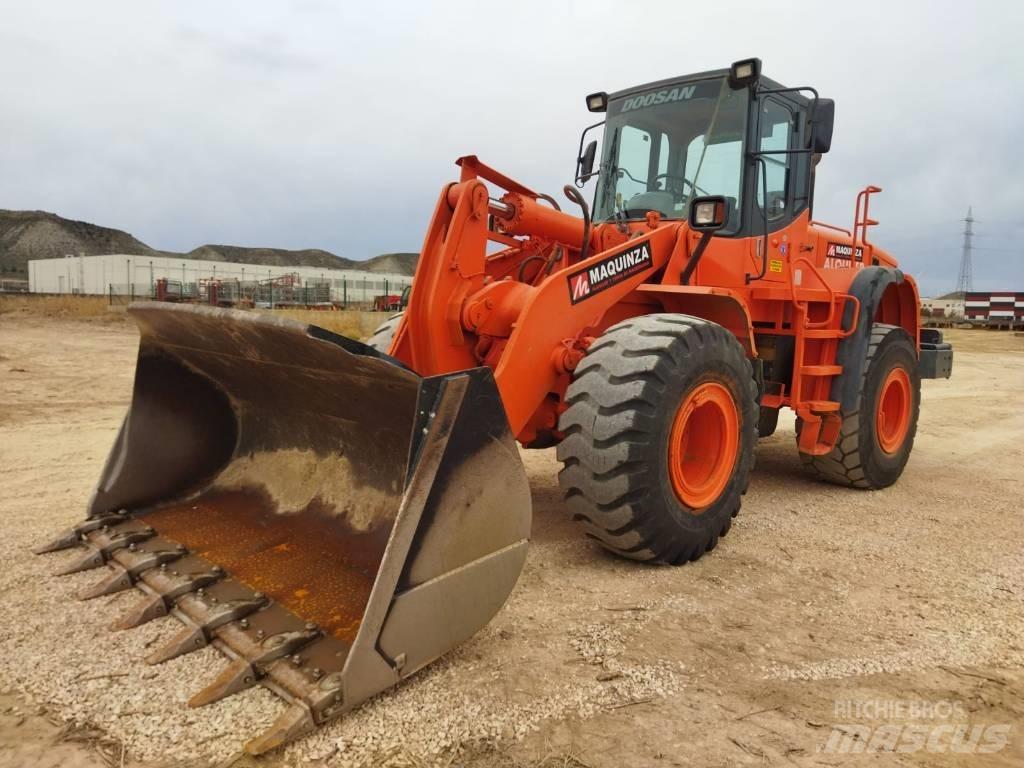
107;273;407;310
0;279;29;293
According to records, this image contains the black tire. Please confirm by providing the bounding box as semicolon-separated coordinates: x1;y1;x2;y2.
757;406;780;438
366;312;403;352
797;323;920;489
556;314;758;564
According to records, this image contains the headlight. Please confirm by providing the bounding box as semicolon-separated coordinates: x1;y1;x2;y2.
586;92;608;113
694;201;719;226
688;196;729;231
728;58;762;89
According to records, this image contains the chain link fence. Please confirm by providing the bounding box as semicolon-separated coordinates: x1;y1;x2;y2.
0;279;30;293
106;273;408;310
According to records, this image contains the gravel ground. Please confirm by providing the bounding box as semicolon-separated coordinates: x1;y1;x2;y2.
0;318;1022;767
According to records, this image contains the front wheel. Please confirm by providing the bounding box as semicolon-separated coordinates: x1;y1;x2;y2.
797;323;920;489
556;314;758;564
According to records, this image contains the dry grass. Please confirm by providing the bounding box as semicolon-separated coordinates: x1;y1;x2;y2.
6;296;1017;354
262;308;386;342
0;296;390;342
943;327;1024;354
0;294;124;321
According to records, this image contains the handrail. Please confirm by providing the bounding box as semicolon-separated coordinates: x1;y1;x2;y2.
852;185;882;264
809;220;852;236
791;256;840;329
839;295;861;338
791;256;861;338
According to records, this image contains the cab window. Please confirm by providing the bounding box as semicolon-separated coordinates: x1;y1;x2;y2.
756;99;794;222
594;77;748;226
684;135;743;203
615;125;657;201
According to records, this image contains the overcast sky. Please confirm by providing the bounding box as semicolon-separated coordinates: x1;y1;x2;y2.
2;0;1021;295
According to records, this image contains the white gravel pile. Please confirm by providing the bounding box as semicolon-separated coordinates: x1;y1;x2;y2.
762;564;1024;682
286;650;682;767
0;511;684;767
0;530;281;764
7;321;1023;767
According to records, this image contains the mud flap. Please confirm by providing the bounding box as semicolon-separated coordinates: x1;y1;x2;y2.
35;303;531;754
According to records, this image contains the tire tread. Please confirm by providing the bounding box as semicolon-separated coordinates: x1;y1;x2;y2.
798;323;917;489
556;314;757;564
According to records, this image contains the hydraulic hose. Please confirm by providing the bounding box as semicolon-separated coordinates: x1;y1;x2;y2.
563;185;591;263
517;254;547;283
537;193;561;212
516;245;564;284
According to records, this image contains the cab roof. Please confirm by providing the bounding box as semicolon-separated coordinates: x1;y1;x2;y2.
607;68;794;104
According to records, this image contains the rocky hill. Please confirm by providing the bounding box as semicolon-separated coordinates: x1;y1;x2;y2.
0;210;417;276
358;252;418;276
0;210;155;274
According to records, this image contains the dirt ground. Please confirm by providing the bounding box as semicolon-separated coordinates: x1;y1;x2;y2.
0;315;1021;767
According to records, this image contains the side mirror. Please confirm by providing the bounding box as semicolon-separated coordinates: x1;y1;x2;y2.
576;140;598;184
809;98;835;154
689;196;730;232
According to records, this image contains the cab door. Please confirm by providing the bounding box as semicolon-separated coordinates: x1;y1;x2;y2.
748;95;812;284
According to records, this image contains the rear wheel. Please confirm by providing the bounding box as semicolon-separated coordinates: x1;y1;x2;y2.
556;314;758;564
366;312;403;352
797;323;920;488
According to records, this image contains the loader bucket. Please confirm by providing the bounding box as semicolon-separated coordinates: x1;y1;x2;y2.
36;303;531;754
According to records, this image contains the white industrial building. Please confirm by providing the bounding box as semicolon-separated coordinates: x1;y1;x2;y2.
27;253;412;304
920;297;964;318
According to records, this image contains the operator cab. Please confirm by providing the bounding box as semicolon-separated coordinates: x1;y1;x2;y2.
577;59;834;238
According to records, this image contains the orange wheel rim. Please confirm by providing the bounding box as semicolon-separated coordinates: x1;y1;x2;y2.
876;367;912;454
668;382;739;509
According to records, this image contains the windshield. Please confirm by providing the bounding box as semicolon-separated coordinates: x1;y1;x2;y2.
594;77;748;228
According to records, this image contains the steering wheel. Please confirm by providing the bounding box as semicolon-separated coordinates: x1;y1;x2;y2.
653;173;710;198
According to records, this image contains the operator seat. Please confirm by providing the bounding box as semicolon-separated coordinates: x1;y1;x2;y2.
624;191;675;218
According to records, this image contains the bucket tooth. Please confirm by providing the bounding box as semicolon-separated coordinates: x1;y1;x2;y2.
54;528;156;576
188;658;258;707
56;546;108;575
113;593;169;631
147;596;269;665
244;703;317;755
78;563;134;599
34;529;86;555
146;624;207;665
33;512;129;554
79;548;187;601
189;627;320;707
111;568;224;631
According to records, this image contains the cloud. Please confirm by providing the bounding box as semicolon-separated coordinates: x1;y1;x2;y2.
0;0;1020;295
173;25;321;73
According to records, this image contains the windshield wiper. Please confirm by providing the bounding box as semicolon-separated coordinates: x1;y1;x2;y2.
599;127;621;214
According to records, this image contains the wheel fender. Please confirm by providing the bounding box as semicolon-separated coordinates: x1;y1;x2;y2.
634;285;757;356
831;266;907;411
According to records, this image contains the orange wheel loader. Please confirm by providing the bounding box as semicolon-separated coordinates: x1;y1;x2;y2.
38;58;953;753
